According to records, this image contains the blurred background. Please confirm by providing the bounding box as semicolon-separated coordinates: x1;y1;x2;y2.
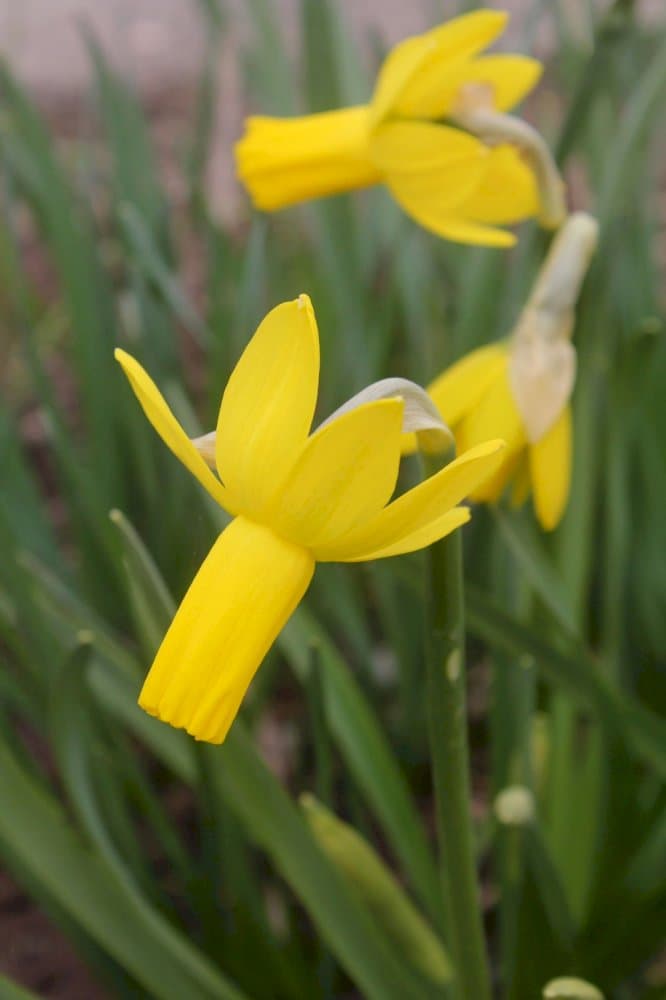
0;1;664;998
1;0;661;216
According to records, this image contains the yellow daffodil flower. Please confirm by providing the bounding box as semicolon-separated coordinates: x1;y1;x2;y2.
404;213;598;530
115;295;505;743
235;10;565;247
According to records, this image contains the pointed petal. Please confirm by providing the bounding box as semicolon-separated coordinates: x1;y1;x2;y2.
139;516;314;743
460;145;539;224
420;216;518;247
429;342;509;428
371;122;486;224
216;295;320;516
463;55;542;111
403;342;507;456
316;439;505;562
235;107;379;211
370;121;483;177
371;11;508;122
529;405;571;530
456;368;526;501
272;399;404;551
425;55;542;119
344;507;471;562
371;124;530;245
115;349;230;511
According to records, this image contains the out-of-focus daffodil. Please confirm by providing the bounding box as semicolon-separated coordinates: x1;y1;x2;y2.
404;213;598;529
235;10;565;246
116;295;505;743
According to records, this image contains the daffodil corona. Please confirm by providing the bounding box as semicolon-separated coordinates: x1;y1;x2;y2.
235;11;565;246
406;213;598;530
116;296;504;743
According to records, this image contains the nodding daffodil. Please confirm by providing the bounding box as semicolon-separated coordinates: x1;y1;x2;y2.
404;213;599;530
235;10;565;247
115;295;505;743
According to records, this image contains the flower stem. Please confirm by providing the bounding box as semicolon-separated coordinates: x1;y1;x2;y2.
424;456;492;1000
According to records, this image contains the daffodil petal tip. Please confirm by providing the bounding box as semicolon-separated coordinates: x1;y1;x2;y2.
114;347;131;368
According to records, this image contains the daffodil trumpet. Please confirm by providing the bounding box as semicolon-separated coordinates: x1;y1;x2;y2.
235;10;565;246
406;212;599;530
115;295;505;743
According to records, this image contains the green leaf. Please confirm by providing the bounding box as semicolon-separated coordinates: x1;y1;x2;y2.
280;607;444;928
0;974;40;1000
202;733;434;1000
90;658;433;999
88;37;168;243
109;505;442;930
466;586;666;777
598;31;666;226
0;738;247;1000
490;508;576;635
107;509;434;998
301;795;453;987
109;508;175;655
118;202;209;345
0;61;121;506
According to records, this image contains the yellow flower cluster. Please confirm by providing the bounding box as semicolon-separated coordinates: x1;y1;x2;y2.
116;10;596;743
236;10;564;246
117;297;503;742
403;214;598;529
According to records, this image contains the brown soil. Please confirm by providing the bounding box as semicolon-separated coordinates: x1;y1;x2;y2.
0;870;107;998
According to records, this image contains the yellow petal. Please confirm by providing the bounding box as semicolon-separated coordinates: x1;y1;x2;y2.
114;349;231;511
458;145;540;224
371;124;501;243
235;107;379;211
271;399;404;551
529;405;572;530
425;55;542;120
317;439;505;562
216;295;320;516
378;143;522;243
404;341;507;456
418;217;518;247
371;123;486;217
371;11;508;122
460;55;542;111
429;342;509;428
456;367;526;501
370;121;483;176
345;507;471;562
139;516;314;744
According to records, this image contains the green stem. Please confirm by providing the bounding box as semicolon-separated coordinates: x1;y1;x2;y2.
424;458;492;1000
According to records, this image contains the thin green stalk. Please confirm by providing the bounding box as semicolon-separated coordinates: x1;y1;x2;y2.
489;548;535;995
424;456;491;1000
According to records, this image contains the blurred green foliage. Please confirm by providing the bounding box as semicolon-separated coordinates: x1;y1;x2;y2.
0;1;664;997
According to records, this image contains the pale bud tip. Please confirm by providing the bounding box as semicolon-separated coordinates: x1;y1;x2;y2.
543;977;604;1000
494;785;536;826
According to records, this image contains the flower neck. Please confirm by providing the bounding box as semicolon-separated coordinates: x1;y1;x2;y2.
450;85;566;229
507;213;598;442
